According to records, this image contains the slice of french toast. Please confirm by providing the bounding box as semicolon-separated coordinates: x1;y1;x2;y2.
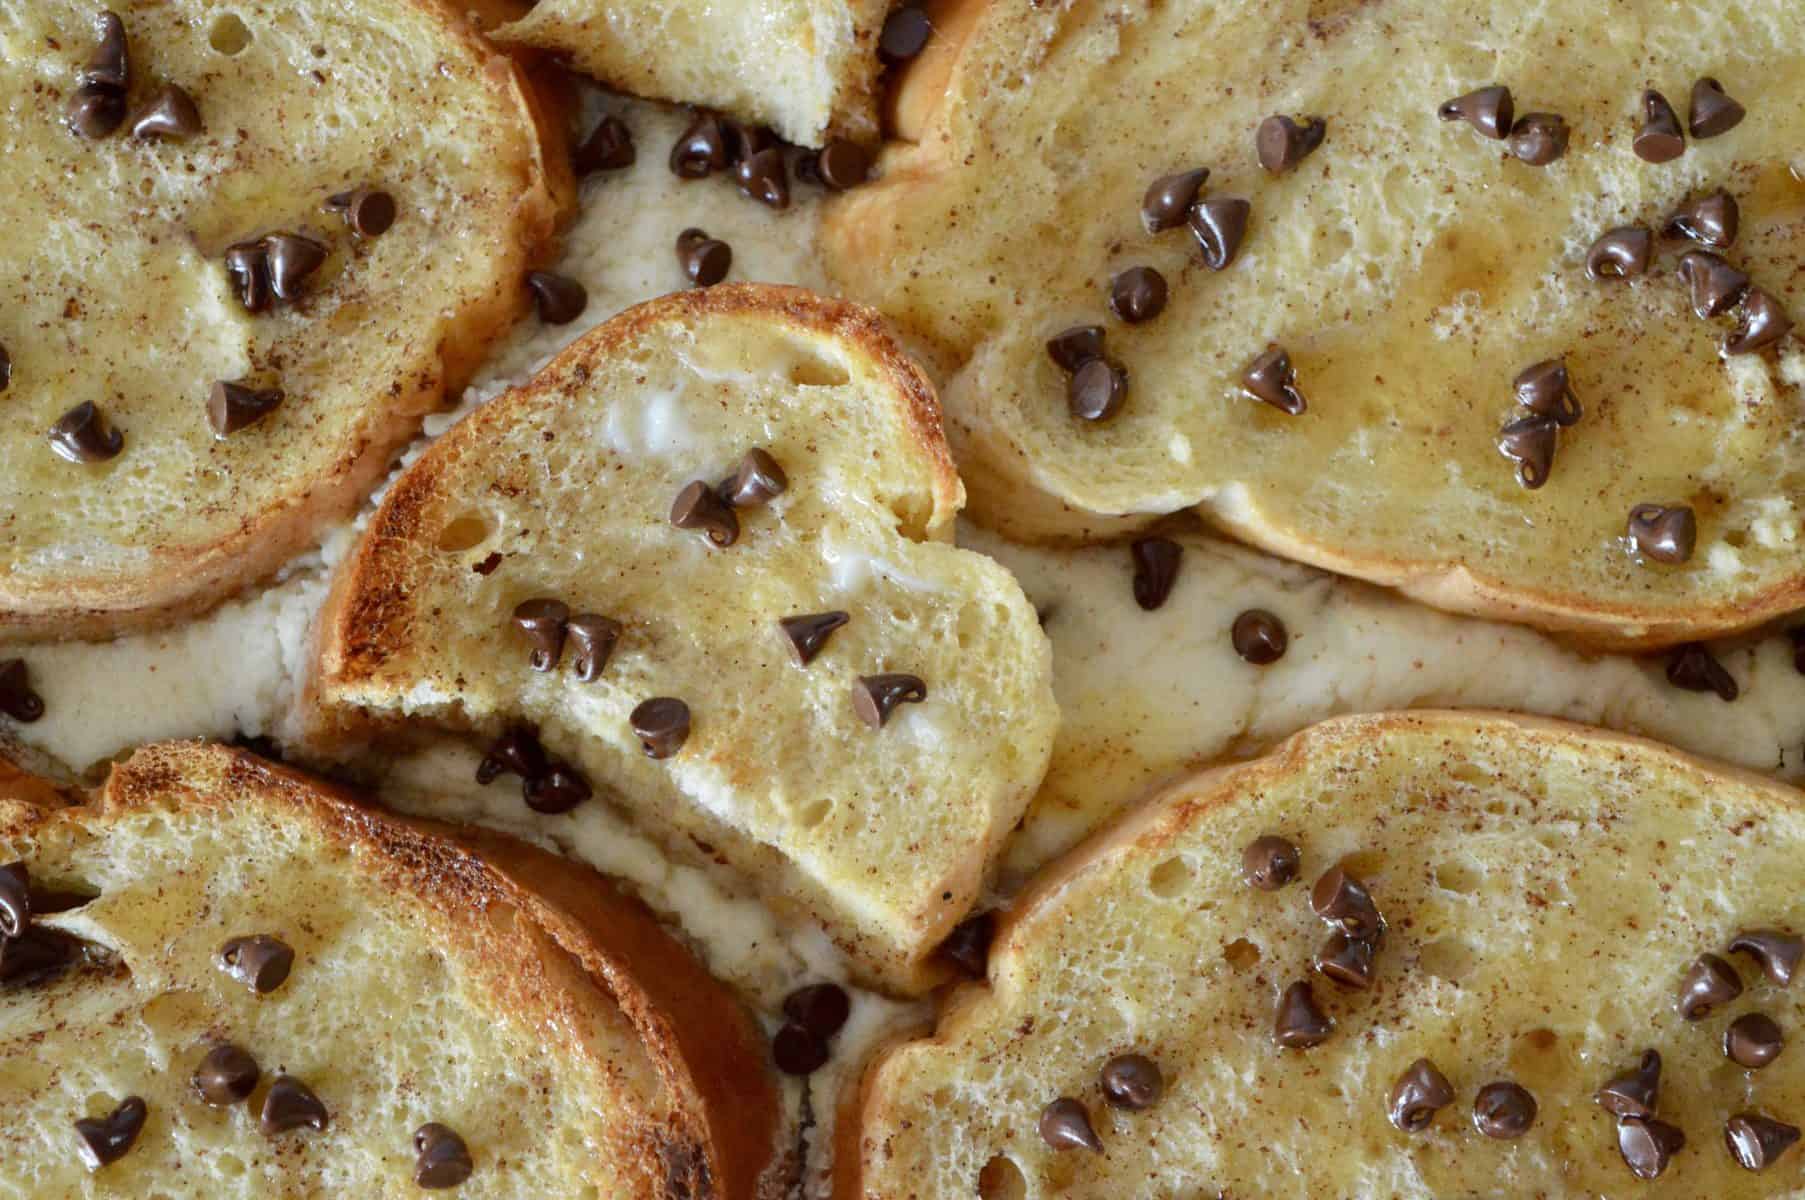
0;0;568;640
496;0;891;146
309;284;1058;995
0;740;791;1198
838;711;1805;1197
824;0;1805;648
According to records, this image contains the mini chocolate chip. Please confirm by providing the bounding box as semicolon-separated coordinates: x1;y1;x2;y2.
67;85;126;138
783;982;851;1040
566;614;621;682
772;1023;829;1075
1497;415;1557;489
264;233;327;302
1730;929;1803;985
1508;112;1568;165
1677;953;1743;1019
1586;226;1653;281
476;727;546;784
225;241;271;312
74;1095;145;1170
1047;325;1106;373
1272;979;1333;1048
1311;865;1383;940
1619;1116;1685;1180
194;1043;260;1106
723;121;775;165
1257;114;1326;173
522;758;590;813
0;863;27;938
0;344;10;391
1241;835;1299;890
219;934;294;993
1142;167;1209;233
1665;189;1739;249
1688;77;1745;139
1634;90;1686;163
1130;537;1181;610
1793;628;1805;675
1473;1081;1536;1139
1726;288;1793;355
670;480;739;546
1666;642;1737;701
630;698;690;759
721;448;787;507
676;227;732;286
816;140;870;190
1313;929;1376;990
81;12;128;90
1727;1113;1800;1170
1726;1013;1785;1069
1596;1050;1662;1120
734;147;790;209
0;659;46;723
1038;1098;1101;1151
512;598;570;672
1232;609;1288;665
0;925;81;985
1068;357;1128;421
207;380;282;438
260;1075;327;1135
1512;358;1582;425
878;5;932;62
1626;504;1696;565
670;111;732;177
852;674;926;729
414;1123;474;1189
1109;266;1167;324
325;188;398;238
1388;1058;1454;1132
574;114;635;175
1100;1053;1163;1110
937;911;995;977
1438;86;1514;139
778;612;849;666
526;271;587;324
1241;346;1305;415
49;401;123;463
1188;196;1250;270
130;84;201;139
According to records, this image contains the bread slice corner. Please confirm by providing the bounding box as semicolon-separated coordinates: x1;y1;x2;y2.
0;740;793;1198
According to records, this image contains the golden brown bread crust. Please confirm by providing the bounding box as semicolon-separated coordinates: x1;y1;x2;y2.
81;742;789;1200
312;282;960;720
0;0;572;643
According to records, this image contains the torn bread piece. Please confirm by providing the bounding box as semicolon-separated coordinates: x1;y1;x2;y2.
310;285;1057;995
0;0;568;640
825;0;1805;647
839;711;1805;1198
0;741;791;1198
496;0;892;145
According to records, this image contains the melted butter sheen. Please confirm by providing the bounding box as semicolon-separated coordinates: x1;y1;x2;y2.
826;0;1805;640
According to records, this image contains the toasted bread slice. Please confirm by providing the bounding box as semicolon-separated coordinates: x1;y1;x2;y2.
825;0;1805;648
839;711;1805;1198
965;524;1805;884
0;0;568;641
496;0;890;145
0;741;790;1198
309;284;1058;995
